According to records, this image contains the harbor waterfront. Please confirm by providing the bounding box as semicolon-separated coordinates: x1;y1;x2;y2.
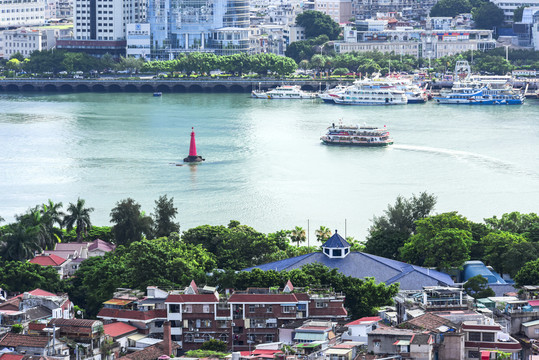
0;92;538;240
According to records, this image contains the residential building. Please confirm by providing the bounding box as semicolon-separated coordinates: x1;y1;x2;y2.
491;0;539;23
0;27;58;59
246;232;455;290
342;316;381;343
118;321;180;360
315;0;353;24
103;321;139;354
87;239;116;257
334;28;496;59
521;319;539;339
293;320;336;346
0;0;46;29
367;323;415;355
48;318;104;358
0;333;70;358
147;0;251;59
29;253;70;277
462;322;522;359
353;0;437;21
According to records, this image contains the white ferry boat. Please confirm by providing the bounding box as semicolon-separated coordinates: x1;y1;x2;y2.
389;78;428;103
435;81;524;105
251;85;318;99
331;79;408;105
320;122;393;147
318;84;349;103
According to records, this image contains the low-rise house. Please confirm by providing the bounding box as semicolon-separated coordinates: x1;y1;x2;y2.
48;318;104;358
462;322;521;358
0;333;69;357
29;254;70;278
103;321;139;354
367;323;415;355
342;316;381;343
521;319;539;339
87;239;116;257
119;321;180;360
293;321;336;347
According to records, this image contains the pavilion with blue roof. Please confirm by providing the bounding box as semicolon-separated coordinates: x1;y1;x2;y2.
244;230;455;291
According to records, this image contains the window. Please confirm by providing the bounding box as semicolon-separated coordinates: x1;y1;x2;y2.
184;305;192;313
185;333;194;342
265;334;274;342
203;305;210;313
332;249;342;257
374;341;380;348
468;332;481;341
171;320;182;328
266;305;272;313
468;351;480;359
169;304;180;313
249;305;256;313
482;332;495;342
220;333;228;342
316;302;328;308
202;333;211;341
282;306;295;313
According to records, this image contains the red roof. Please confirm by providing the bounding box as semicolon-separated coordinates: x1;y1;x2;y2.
346;316;382;326
0;333;49;348
104;322;138;338
227;294;298;304
97;308;167;321
29;254;66;266
14;288;58;299
0;354;24;360
165;293;219;303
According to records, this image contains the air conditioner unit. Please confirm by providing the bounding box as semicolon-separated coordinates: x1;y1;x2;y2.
231;323;236;327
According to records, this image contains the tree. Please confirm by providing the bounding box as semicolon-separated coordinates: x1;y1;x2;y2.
430;0;472;17
400;212;474;270
0;221;42;261
290;226;306;247
484;212;539;234
315;226;332;242
295;11;341;40
153;195;180;238
0;261;62;293
482;231;527;275
514;258;539;287
464;275;495;300
364;192;436;259
473;2;505;30
200;339;227;352
40;199;64;248
110;198;153;246
64;198;94;242
11;324;23;333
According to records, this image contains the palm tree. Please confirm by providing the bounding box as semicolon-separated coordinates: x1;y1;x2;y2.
315;226;332;243
290;226;306;247
64;198;94;242
0;222;42;261
41;199;65;249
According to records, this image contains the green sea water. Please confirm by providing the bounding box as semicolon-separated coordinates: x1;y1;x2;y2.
1;92;538;240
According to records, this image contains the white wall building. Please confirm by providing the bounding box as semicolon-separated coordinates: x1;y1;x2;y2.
0;0;46;28
126;23;150;59
490;0;539;23
315;0;353;23
1;27;57;59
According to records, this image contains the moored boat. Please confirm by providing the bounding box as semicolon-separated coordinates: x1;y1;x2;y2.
251;85;318;99
331;79;408;105
320;122;393;146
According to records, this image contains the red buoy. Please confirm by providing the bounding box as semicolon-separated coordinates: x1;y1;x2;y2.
184;127;205;163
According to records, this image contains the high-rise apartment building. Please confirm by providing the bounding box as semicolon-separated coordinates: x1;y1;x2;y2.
0;0;46;29
148;0;250;58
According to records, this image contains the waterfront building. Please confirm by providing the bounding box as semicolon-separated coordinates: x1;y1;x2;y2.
45;0;73;20
315;0;353;24
0;0;46;29
147;0;250;59
245;232;454;290
352;0;437;21
126;23;151;59
334;27;495;59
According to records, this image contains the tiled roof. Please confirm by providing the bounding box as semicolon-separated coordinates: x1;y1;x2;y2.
227;293;298;304
369;324;416;336
244;252;454;290
165;293;219;303
97;308;167;321
0;333;49;348
104;322;138;338
26;289;58;297
88;239;116;252
49;318;100;328
55;243;88;251
410;333;432;345
402;313;457;332
29;254;66;266
346;316;382;326
0;354;24;360
119;341;180;360
322;231;350;248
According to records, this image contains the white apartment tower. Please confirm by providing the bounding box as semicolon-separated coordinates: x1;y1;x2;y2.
0;0;46;28
74;0;146;40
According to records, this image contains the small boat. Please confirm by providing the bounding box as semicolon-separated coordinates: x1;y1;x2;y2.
320;121;393;147
153;92;162;97
251;85;318;99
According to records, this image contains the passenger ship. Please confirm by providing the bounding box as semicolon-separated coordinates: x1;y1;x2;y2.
320;122;393;147
251;85;318;99
331;79;408;105
435;80;524;105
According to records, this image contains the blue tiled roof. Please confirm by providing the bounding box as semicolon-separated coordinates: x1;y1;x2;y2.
244;252;454;290
321;231;350;248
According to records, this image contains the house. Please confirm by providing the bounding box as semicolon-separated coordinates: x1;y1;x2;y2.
245;232;454;290
367;323;415;355
0;333;69;357
48;318;104;358
293;321;336;347
342;316;381;343
118;321;180;360
522;319;539;339
44;242;89;261
409;333;435;360
462;322;521;358
29;254;70;278
103;321;139;354
87;239;116;257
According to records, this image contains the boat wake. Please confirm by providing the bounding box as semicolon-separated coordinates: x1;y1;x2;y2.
393;144;539;178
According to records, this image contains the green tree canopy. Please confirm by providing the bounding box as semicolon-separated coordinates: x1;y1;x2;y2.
473;2;505;29
0;261;62;293
64;198;94;242
295;11;341;40
513;6;526;22
482;231;528;275
110;198;153;246
430;0;472;17
464;275;495;300
152;195;180;238
514;258;539;287
364;192;437;259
